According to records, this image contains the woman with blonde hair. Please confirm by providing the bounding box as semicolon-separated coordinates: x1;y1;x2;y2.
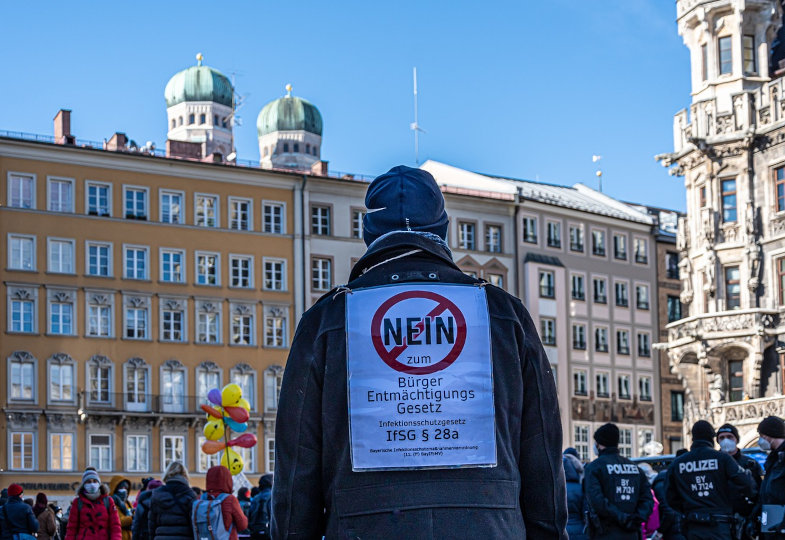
147;461;196;540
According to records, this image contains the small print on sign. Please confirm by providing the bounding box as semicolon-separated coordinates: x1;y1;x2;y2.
346;283;497;471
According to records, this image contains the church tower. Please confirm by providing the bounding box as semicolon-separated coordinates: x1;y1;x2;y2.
659;0;785;444
257;85;323;170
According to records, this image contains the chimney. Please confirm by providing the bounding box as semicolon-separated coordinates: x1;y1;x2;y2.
310;160;329;176
54;109;75;145
106;132;128;151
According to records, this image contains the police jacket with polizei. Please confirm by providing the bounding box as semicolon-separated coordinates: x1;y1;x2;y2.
583;448;654;526
271;231;568;540
665;440;755;517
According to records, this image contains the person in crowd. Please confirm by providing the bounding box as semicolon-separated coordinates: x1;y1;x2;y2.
23;499;34;508
34;492;58;540
148;461;196;540
51;503;66;540
273;165;567;539
248;474;273;540
199;465;248;540
0;489;9;508
716;423;761;539
755;416;785;539
563;448;587;540
583;423;654;539
651;449;688;540
192;486;203;497
250;487;260;499
65;470;121;540
237;488;252;536
109;476;133;540
133;478;152;510
637;464;660;540
667;420;755;540
0;484;39;540
131;479;160;540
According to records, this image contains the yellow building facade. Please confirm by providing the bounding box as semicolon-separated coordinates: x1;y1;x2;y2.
1;136;300;496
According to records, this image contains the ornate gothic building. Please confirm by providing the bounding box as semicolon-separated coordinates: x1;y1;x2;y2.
659;0;785;444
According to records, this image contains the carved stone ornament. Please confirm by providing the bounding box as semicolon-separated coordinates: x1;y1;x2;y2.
266;365;284;375
87;416;116;429
760;107;771;125
233;304;253;316
162;298;185;311
721;223;739;244
46;413;77;429
198;361;220;372
49;352;73;365
160;417;189;431
52;291;73;303
716;114;734;135
163;359;184;370
124;417;154;433
89;354;112;365
269;306;285;318
127;296;147;308
126;357;147;368
7;412;39;429
88;293;111;306
200;302;218;314
10;351;35;363
233;363;254;374
11;288;34;300
709;373;725;405
679;257;693;304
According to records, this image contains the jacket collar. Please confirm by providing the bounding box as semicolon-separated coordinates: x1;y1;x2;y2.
691;440;714;450
599;447;619;456
349;231;457;282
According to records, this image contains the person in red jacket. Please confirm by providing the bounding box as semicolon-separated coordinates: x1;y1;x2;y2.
64;469;122;540
204;465;248;540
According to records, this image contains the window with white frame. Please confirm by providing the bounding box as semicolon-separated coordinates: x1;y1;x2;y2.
264;367;284;412
125;301;148;340
634;238;648;264
231;305;255;345
539;270;555;298
637;332;651;357
195;194;218;227
540;317;556;346
49;358;74;402
161;249;185;283
546;221;561;248
639;376;652;401
162;435;185;469
618;374;632;400
351;210;365;239
89;434;112;471
87;292;113;338
230;198;252;231
160;190;183;224
636;284;650;310
569;225;584;252
522;216;537;243
485;225;502;253
264;259;286;291
573;370;587;396
197;363;221;406
198;435;221;472
230;255;253;288
50;433;74;471
8;235;35;271
311;205;331;235
9;173;35;209
161;361;186;413
86;182;111;216
312;257;331;291
613;234;627;260
161;299;186;342
265;307;287;348
48;177;74;212
615;282;629;307
49;289;75;335
124;187;148;219
619;428;633;458
197;302;221;344
266;438;275;473
572;323;586;350
124;246;148;280
125;359;149;411
596;371;610;398
573;424;590;462
231;366;255;411
126;434;149;472
9;353;35;401
571;274;585;300
592;230;606;256
488;273;503;288
9;288;36;333
593;277;607;304
595;327;609;353
263;202;284;234
617;329;630;355
88;356;112;404
196;252;219;286
86;242;111;277
48;238;75;274
11;432;34;470
458;222;476;250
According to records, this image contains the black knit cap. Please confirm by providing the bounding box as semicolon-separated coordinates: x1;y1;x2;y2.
758;416;785;439
692;420;716;442
717;423;740;441
594;423;620;447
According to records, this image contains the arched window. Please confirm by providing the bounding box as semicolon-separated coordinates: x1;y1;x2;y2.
214;114;219;125
188;114;195;125
178;116;183;126
283;143;289;153
171;119;176;129
199;113;206;124
293;143;299;153
306;143;310;153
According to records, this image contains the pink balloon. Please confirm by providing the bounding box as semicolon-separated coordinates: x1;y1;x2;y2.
201;440;226;455
207;388;222;406
225;406;250;424
228;434;257;448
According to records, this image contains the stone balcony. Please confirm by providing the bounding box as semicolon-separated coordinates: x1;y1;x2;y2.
666;308;779;347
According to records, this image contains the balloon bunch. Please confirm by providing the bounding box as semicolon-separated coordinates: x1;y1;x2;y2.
201;383;257;475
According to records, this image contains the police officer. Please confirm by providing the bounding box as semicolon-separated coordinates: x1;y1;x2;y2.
717;423;762;539
666;420;755;540
755;416;785;539
583;423;654;539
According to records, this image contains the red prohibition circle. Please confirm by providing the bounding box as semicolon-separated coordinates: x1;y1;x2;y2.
370;290;467;375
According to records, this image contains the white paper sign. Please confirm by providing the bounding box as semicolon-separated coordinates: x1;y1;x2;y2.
346;283;497;471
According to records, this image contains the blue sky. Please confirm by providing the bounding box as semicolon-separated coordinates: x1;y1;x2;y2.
0;1;690;210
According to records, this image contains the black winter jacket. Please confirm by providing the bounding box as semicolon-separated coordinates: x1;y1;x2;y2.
131;489;152;540
0;497;39;540
272;232;567;539
147;476;196;540
652;469;684;540
759;441;785;507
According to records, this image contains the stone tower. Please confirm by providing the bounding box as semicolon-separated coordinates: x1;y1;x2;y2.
257;85;323;170
658;0;785;444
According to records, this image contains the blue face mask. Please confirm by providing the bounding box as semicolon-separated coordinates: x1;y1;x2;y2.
84;482;100;495
116;489;128;500
759;437;772;452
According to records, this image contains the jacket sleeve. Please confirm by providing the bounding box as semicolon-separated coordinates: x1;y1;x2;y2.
222;496;249;533
147;495;158;540
25;506;39;534
107;499;122;540
64;500;78;540
130;501;145;539
584;465;627;523
665;466;684;514
43;510;57;536
514;301;568;539
634;474;655;522
271;310;326;539
726;455;756;509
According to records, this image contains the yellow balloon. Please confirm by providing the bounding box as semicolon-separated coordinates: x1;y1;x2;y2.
221;383;242;407
238;398;251;411
220;447;244;475
203;419;225;441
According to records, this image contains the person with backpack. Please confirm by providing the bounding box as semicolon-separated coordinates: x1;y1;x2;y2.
130;479;160;540
34;493;58;540
193;465;248;540
248;474;273;540
109;476;133;540
236;488;252;536
148;461;196;540
0;484;39;540
64;470;122;540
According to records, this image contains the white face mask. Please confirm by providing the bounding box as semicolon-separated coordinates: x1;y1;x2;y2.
759;437;772;451
719;438;737;454
84;482;100;494
593;443;600;456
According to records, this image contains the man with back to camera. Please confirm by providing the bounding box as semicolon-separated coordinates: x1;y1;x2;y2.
272;165;567;539
582;422;654;539
666;420;755;540
755;416;785;539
